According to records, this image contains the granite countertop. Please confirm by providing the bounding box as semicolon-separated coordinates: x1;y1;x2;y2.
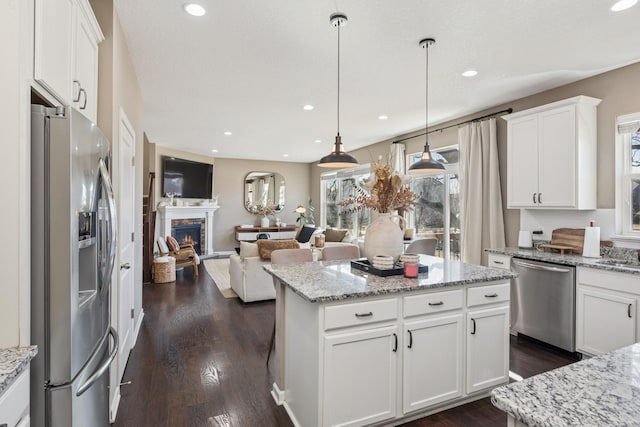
0;346;37;395
263;255;516;303
492;342;640;426
485;247;640;275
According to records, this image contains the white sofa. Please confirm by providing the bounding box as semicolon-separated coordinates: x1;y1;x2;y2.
229;254;275;302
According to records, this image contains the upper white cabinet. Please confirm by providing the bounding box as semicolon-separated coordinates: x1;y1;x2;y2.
503;96;601;209
34;0;103;122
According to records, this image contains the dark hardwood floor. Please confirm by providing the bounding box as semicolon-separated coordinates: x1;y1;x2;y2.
114;264;577;427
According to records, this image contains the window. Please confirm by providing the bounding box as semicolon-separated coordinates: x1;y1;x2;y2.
616;113;640;239
407;146;461;259
321;165;371;239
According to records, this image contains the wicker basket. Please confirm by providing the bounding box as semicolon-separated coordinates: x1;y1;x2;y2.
153;257;176;283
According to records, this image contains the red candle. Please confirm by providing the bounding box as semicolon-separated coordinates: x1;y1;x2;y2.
404;262;418;278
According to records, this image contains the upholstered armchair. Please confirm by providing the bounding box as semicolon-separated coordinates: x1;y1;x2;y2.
156;236;200;278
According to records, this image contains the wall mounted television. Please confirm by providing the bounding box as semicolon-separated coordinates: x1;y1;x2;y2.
162;156;213;199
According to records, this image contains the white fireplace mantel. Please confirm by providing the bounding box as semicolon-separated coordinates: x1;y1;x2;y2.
157;205;220;256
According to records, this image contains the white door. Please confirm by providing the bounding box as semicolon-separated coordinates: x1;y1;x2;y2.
403;314;463;414
323;325;398;427
117;110;135;381
466;305;509;394
576;286;636;356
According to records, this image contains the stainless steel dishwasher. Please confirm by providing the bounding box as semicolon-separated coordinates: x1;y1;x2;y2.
511;257;576;352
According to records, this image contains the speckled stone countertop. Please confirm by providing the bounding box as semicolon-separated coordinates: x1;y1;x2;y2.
492;342;640;426
263;255;516;303
485;247;640;275
0;346;37;395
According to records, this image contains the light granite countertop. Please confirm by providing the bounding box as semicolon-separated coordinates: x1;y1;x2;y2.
263;255;517;303
0;346;37;395
485;247;640;275
492;342;640;426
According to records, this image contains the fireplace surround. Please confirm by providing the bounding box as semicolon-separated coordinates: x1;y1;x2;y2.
158;205;220;257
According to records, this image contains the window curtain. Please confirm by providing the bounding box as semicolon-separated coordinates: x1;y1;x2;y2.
389;142;406;174
458;118;505;265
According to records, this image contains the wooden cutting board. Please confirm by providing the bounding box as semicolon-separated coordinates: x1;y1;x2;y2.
538;228;613;255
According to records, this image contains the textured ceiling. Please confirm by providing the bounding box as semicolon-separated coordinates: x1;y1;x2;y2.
114;0;640;163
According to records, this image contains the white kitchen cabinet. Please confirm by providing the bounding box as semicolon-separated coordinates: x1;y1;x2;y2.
34;0;103;122
503;96;601;209
0;369;30;427
486;253;511;270
403;314;463;414
576;267;638;356
323;325;398;427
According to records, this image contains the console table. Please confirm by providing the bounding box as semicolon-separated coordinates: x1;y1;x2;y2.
235;225;297;241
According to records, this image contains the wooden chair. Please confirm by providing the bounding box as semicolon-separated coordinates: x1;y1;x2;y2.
267;248;313;364
321;245;360;261
156;236;199;278
406;238;438;256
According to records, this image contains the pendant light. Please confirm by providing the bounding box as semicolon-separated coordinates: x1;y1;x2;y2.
318;13;359;168
408;38;445;174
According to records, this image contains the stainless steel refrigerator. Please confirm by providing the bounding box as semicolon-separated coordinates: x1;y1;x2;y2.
31;105;119;426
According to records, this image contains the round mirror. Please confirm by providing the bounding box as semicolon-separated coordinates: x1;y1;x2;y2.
244;171;285;213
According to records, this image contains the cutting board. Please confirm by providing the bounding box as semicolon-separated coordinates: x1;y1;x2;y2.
538;228;613;255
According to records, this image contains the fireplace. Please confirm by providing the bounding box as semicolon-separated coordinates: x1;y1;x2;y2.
172;219;205;255
158;205;219;257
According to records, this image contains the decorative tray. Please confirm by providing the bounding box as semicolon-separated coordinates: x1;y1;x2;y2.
350;259;429;277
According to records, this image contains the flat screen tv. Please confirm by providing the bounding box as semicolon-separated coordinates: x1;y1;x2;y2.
162;156;213;199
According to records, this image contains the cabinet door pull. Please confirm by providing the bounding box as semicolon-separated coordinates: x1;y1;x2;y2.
354;311;373;318
470;318;476;335
628;304;633;318
392;333;398;352
538;193;542;204
407;330;413;349
79;88;87;110
73;80;82;102
533;193;537;204
428;301;444;306
484;293;499;298
493;260;504;265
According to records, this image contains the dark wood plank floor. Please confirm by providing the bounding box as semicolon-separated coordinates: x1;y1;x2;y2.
114;264;577;427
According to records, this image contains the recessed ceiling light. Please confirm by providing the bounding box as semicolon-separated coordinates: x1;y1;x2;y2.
314;139;322;144
462;70;478;77
211;149;218;153
303;105;314;111
378;115;388;120
283;154;289;158
183;3;206;16
611;0;638;11
223;131;232;136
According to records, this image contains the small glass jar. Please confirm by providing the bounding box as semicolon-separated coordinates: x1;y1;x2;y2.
404;262;419;278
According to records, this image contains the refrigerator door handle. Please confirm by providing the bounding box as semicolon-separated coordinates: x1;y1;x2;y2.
76;327;119;396
98;158;118;290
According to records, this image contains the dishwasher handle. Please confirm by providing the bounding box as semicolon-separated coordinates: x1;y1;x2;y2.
512;259;572;273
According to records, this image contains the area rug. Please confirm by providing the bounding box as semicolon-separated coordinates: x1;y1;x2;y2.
203;258;238;298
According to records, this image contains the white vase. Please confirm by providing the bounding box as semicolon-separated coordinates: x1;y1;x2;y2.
260;216;270;227
363;213;404;263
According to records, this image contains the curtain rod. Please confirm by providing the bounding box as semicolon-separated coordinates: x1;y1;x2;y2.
393;107;513;144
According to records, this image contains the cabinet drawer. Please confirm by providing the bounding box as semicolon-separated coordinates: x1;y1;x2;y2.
487;254;511;270
403;289;463;317
325;298;397;330
578;267;640;295
0;369;29;427
467;283;510;307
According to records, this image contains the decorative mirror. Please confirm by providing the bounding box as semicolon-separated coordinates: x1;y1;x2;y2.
244;171;285;213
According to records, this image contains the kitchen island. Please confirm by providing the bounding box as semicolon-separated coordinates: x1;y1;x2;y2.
264;255;517;427
492;342;640;426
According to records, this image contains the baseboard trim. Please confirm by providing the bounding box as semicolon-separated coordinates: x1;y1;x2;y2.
270;382;285;406
133;309;144;347
109;387;121;423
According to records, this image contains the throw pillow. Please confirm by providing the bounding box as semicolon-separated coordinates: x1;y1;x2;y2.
166;236;180;252
256;239;300;261
296;225;316;243
239;241;259;260
324;228;348;242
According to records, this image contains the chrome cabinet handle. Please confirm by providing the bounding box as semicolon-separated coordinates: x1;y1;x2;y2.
428;301;444;306
485;293;498;298
79;88;87;110
532;193;536;204
538;193;542;204
493;260;504;265
355;312;373;318
392;333;398;352
73;80;82;102
407;330;413;349
471;318;476;335
629;304;633;318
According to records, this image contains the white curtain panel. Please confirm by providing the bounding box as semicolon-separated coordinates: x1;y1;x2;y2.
459;118;506;265
389;142;406;174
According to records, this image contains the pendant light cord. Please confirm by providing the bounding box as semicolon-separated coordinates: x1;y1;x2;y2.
424;40;429;150
337;20;341;137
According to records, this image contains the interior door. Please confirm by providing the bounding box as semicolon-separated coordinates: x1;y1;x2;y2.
116;110;135;382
